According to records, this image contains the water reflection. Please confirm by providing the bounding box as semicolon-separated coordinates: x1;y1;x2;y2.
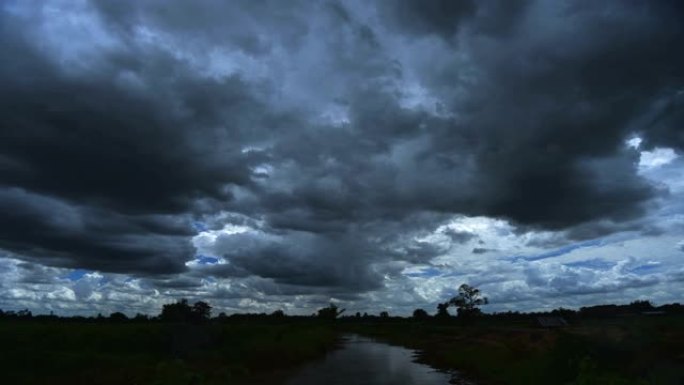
285;335;457;385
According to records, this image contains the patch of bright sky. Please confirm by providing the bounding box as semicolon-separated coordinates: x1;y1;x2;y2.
252;164;274;177
396;140;683;311
64;269;89;282
318;104;351;127
190;220;268;269
398;81;444;116
204;48;273;80
639;147;678;170
399;194;684;310
625;136;679;171
185;255;224;268
511;239;604;262
563;258;616;270
626;136;642;149
11;0;123;73
241;146;267;154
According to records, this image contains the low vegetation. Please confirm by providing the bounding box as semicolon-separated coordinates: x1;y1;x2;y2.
1;287;682;385
0;315;338;385
341;293;684;385
345;314;684;385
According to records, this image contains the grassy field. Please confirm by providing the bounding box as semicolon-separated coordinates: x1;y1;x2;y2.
1;315;682;385
343;315;684;385
0;320;338;385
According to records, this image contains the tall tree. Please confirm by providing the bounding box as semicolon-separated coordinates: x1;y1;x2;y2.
192;301;212;321
449;284;488;318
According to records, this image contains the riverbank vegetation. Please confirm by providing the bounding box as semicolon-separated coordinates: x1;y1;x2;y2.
341;290;683;385
1;293;683;384
345;313;683;385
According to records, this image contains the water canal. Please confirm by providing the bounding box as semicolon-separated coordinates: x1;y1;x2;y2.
284;334;471;385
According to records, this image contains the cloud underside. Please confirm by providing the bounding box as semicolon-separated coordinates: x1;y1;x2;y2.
0;0;683;313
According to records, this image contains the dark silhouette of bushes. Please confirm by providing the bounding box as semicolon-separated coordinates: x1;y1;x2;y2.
436;302;451;318
159;299;211;323
1;292;683;325
316;303;345;320
412;308;429;319
108;312;128;322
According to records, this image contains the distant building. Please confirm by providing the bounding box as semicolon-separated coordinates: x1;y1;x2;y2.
536;316;568;328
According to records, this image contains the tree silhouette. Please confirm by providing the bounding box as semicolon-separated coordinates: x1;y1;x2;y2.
160;299;212;322
17;309;32;319
192;301;212;321
161;299;192;321
413;308;429;319
436;302;450;318
449;284;488;318
109;312;128;322
628;300;654;311
316;303;345;320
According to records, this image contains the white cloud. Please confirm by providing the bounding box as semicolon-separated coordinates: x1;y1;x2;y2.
639;147;678;170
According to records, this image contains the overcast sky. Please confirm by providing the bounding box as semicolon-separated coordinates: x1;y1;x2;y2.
1;0;683;316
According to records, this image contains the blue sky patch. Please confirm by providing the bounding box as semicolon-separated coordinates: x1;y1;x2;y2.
192;221;209;232
629;263;661;275
64;269;89;281
564;258;616;270
196;255;220;265
511;239;604;262
404;267;442;278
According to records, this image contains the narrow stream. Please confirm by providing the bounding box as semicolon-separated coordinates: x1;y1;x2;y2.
284;334;469;385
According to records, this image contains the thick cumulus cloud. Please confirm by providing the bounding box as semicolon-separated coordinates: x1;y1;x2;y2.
398;0;682;231
1;0;683;314
0;1;278;275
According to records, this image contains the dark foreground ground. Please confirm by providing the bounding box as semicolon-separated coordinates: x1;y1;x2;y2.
0;315;682;385
0;319;338;385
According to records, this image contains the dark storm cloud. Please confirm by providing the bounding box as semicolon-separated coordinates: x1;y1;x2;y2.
150;276;205;290
235;0;683;238
1;0;683;300
472;248;492;255
0;188;193;274
91;0;310;54
0;35;260;213
643;90;684;151
442;229;476;244
379;0;534;40
200;230;386;291
413;0;684;231
0;4;279;275
379;0;477;39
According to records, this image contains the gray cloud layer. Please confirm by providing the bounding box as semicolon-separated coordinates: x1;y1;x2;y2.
1;0;683;307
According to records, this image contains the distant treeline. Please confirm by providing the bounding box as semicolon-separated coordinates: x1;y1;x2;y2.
1;299;683;323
